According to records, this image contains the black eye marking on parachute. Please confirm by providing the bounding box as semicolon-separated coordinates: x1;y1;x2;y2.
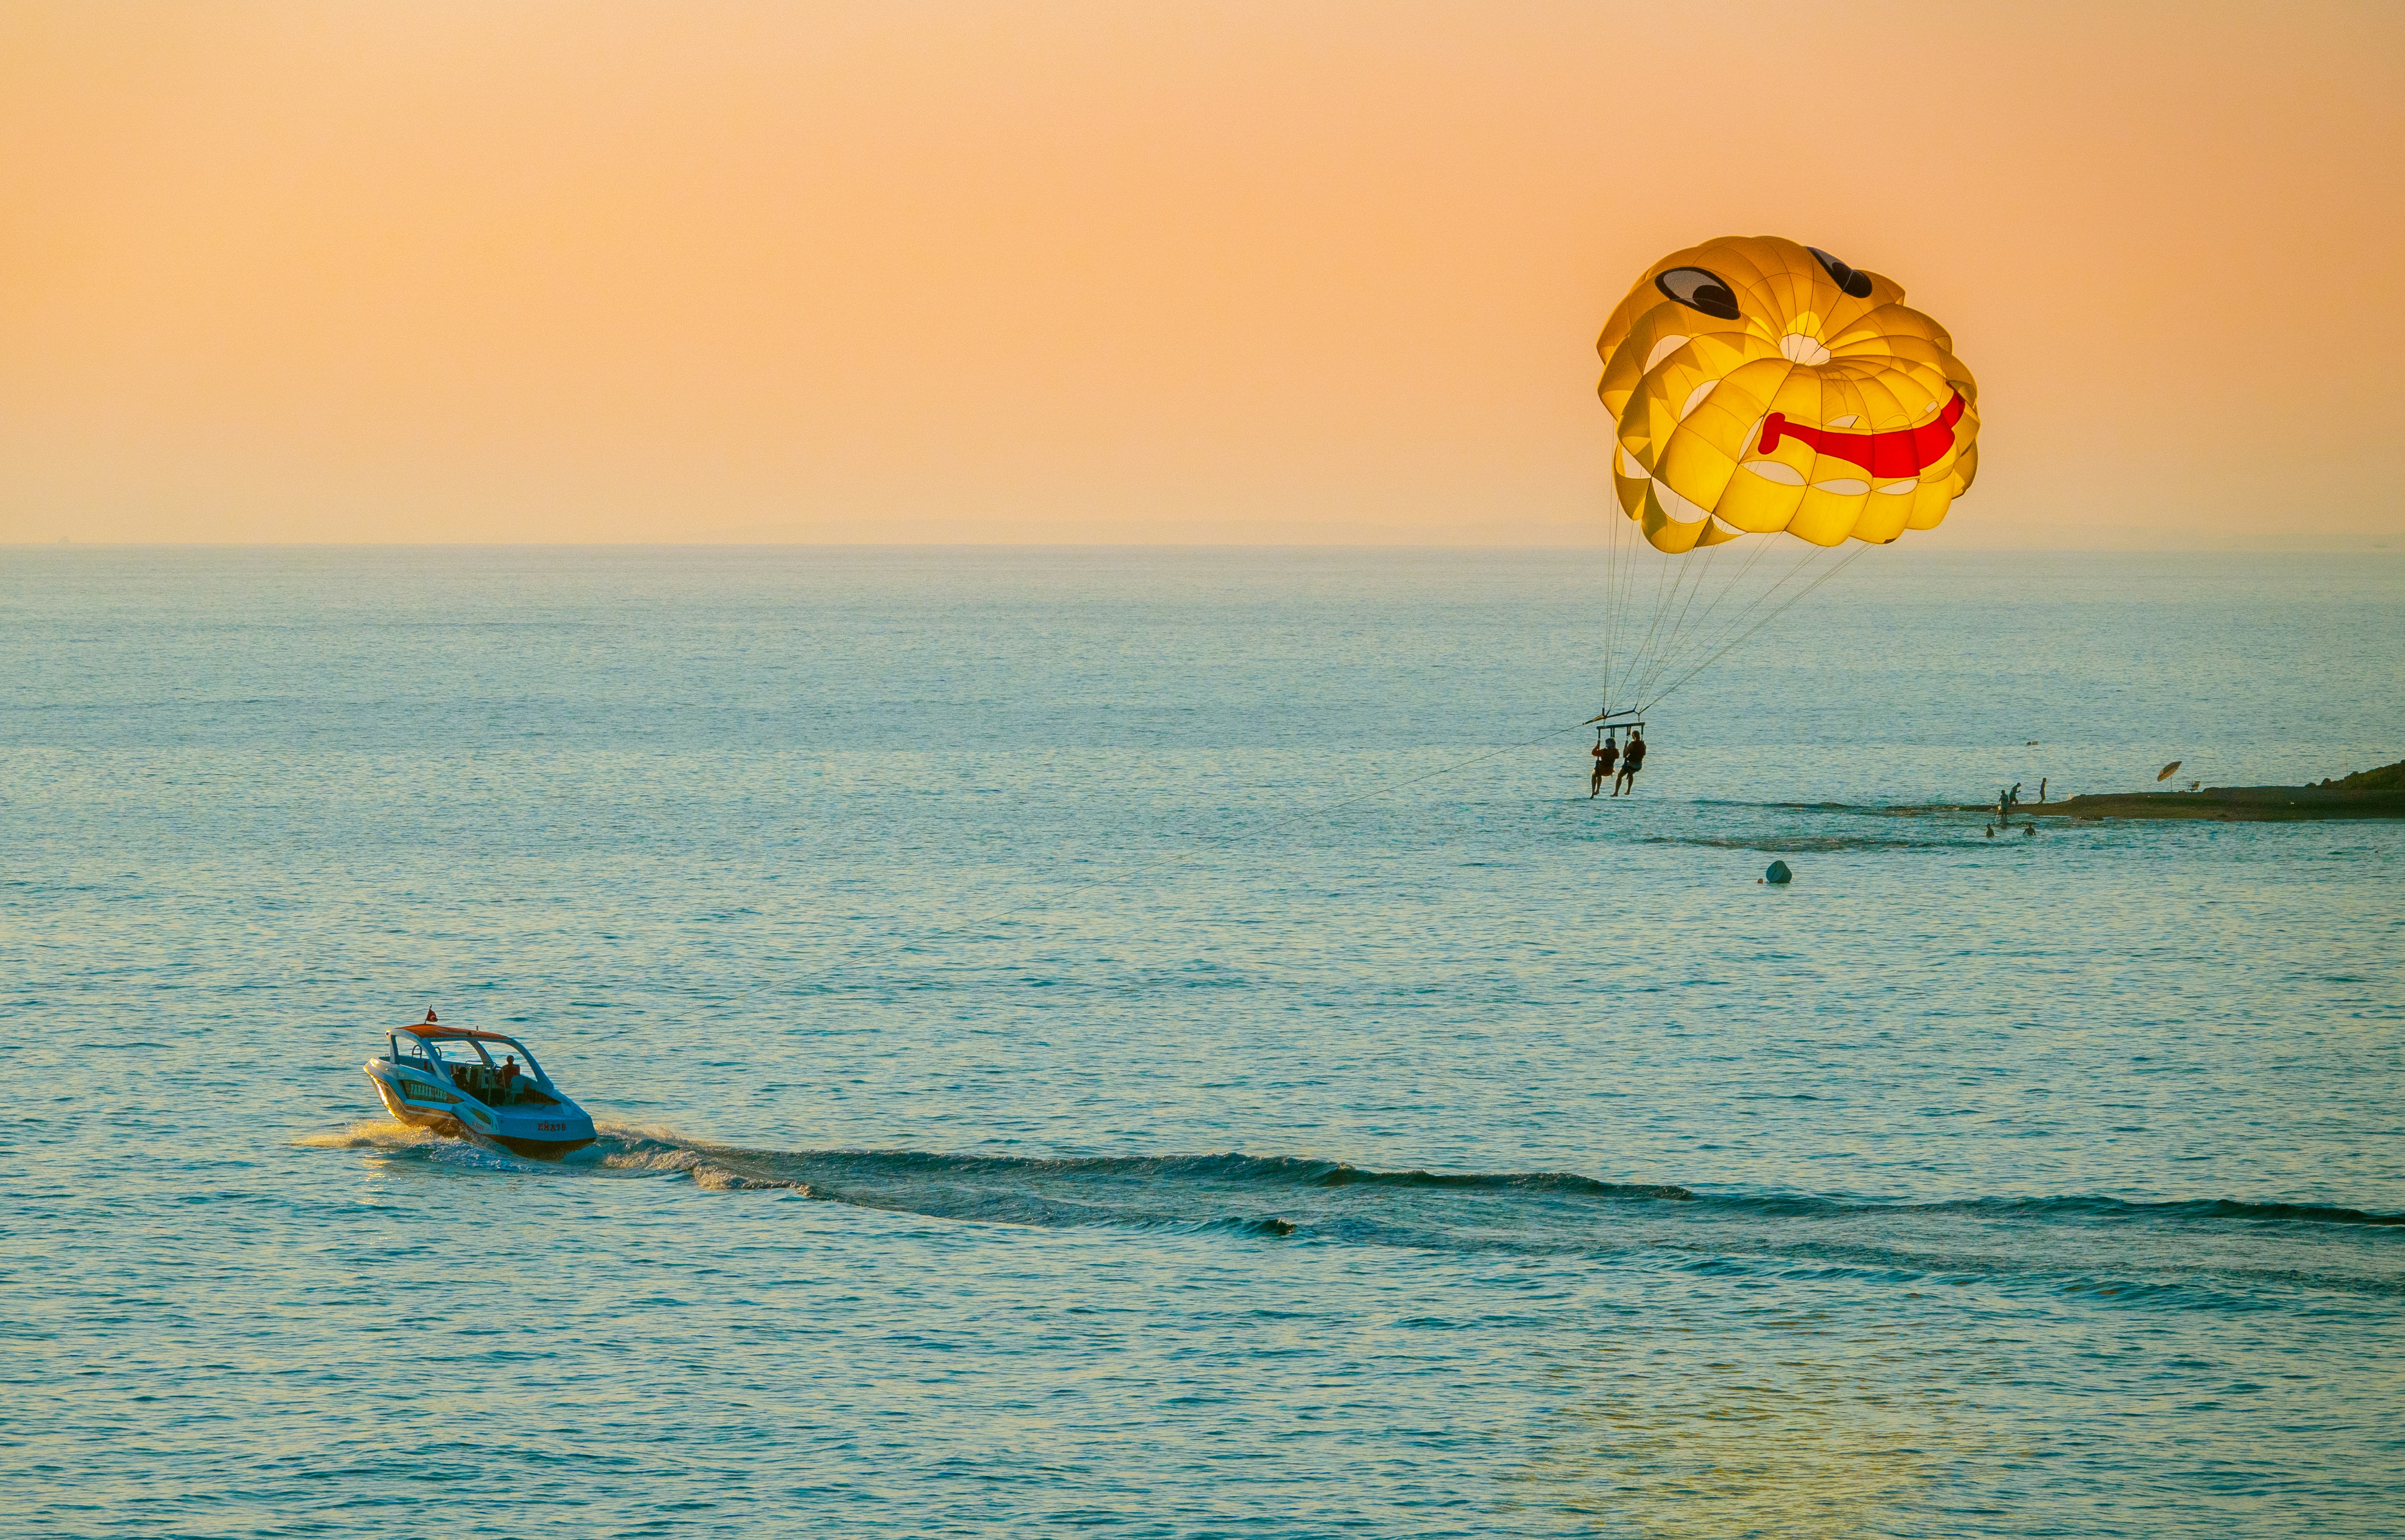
1655;267;1741;320
1808;247;1875;299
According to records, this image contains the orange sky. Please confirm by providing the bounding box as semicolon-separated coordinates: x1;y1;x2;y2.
3;0;2400;547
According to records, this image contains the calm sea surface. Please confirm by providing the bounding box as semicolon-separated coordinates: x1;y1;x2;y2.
3;547;2401;1538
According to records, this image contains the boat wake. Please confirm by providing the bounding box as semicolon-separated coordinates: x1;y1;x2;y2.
293;1119;450;1153
303;1122;2405;1304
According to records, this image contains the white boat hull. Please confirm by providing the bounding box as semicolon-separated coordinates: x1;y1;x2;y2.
365;1059;596;1158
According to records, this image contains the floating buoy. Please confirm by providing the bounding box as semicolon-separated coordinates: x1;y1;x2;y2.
1764;859;1793;884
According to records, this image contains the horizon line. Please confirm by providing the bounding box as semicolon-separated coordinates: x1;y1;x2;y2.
5;541;2399;555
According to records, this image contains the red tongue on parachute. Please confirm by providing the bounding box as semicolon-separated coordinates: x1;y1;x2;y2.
1756;391;1965;478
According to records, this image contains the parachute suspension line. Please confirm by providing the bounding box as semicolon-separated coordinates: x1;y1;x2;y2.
1641;543;1863;716
1629;532;1731;711
1633;533;1786;707
1635;540;1871;715
1631;541;1834;716
1616;536;1689;715
1616;518;1688;718
1610;509;1648;711
1633;534;1820;709
1593;509;1871;726
1596;503;1648;723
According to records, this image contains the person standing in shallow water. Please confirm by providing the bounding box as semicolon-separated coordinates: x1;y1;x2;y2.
1615;729;1646;795
1589;734;1618;798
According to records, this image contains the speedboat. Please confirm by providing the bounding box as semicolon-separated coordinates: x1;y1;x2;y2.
365;1011;597;1158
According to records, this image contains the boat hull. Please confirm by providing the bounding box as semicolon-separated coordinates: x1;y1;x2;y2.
490;1132;598;1159
366;1062;596;1160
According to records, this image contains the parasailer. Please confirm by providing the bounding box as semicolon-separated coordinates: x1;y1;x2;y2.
1589;731;1618;797
1584;236;1980;731
1615;727;1646;795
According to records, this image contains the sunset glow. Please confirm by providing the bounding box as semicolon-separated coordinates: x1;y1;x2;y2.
4;0;2399;546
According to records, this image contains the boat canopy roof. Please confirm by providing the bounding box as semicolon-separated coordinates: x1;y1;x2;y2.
404;1024;524;1045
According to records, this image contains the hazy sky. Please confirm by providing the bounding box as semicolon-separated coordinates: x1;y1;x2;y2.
4;1;2400;546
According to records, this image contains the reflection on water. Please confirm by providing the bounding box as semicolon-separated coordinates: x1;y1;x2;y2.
1513;1329;1968;1538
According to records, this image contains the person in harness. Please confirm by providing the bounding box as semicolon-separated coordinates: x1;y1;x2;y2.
1589;732;1618;798
1614;727;1647;795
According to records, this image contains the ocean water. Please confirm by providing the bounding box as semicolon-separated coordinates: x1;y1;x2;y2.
2;546;2401;1538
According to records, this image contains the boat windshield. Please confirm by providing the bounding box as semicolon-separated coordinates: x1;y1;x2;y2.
478;1037;544;1081
498;1039;545;1081
423;1035;554;1106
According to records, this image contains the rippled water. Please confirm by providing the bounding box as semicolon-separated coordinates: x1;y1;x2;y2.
4;547;2402;1537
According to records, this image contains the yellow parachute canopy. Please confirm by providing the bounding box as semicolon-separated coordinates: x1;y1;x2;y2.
1598;236;1979;554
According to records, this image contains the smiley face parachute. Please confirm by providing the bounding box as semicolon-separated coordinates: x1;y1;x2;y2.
1587;236;1979;724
